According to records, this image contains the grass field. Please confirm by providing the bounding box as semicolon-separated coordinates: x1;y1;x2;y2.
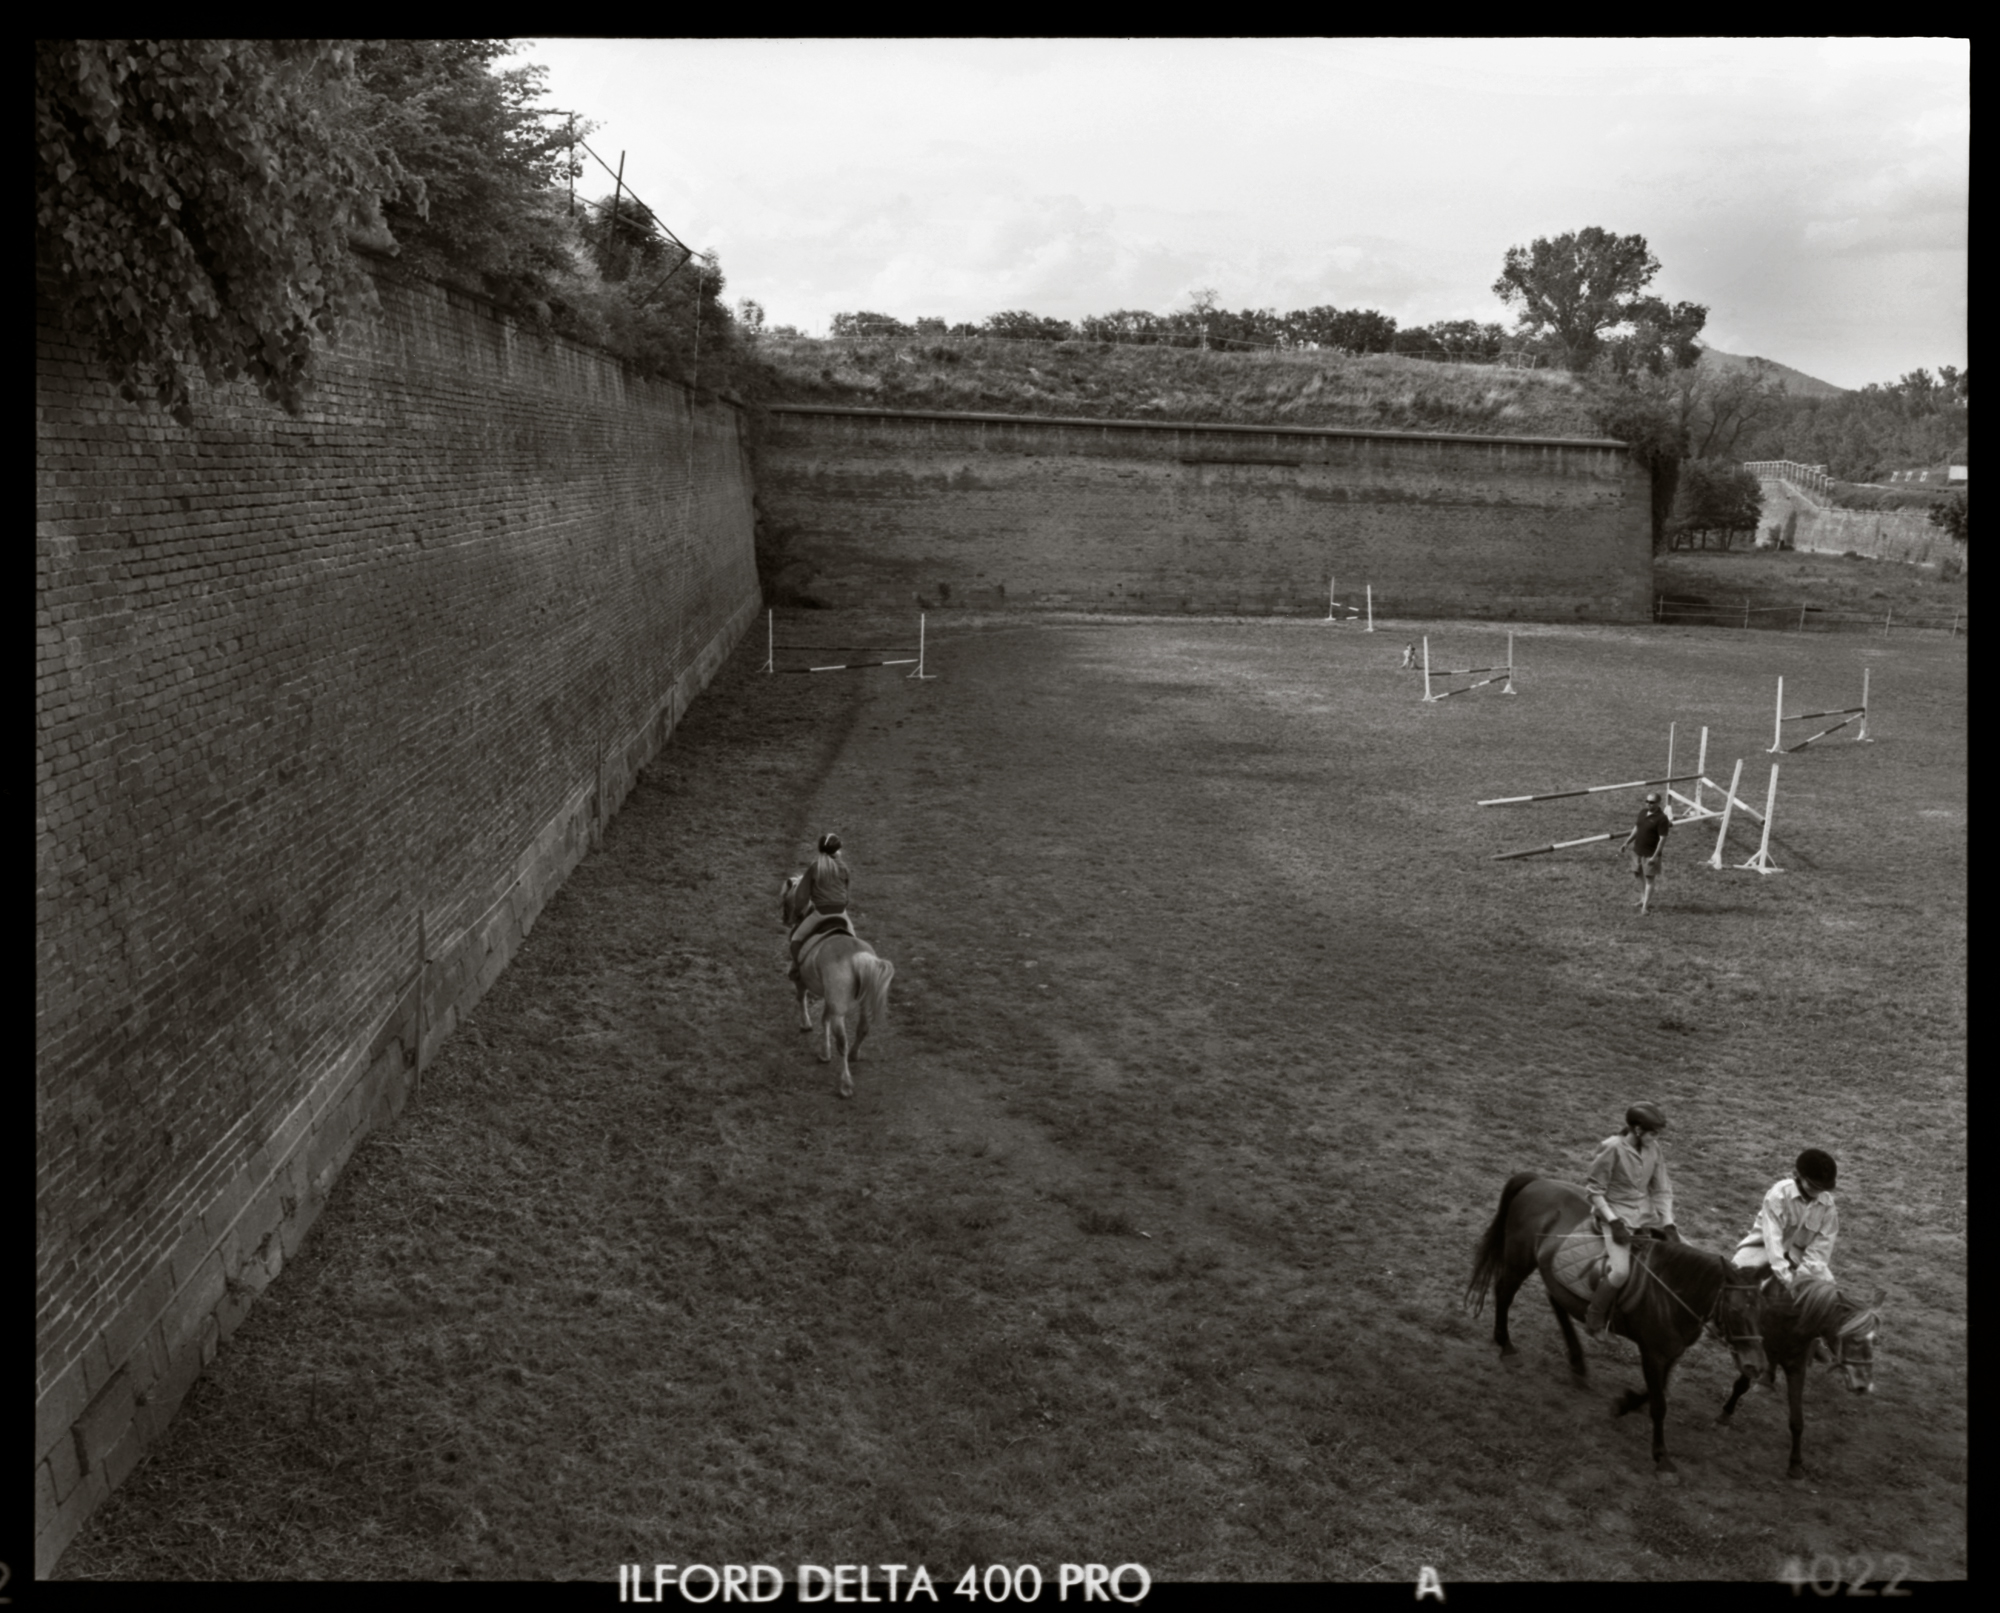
61;610;1966;1584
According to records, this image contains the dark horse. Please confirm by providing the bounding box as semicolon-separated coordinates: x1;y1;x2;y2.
1466;1173;1768;1480
1715;1270;1882;1480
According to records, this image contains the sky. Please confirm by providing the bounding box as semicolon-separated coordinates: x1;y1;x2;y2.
503;37;1968;391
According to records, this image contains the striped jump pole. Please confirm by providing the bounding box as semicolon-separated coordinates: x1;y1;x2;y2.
1769;668;1870;752
1423;632;1515;702
1737;765;1783;874
1478;772;1699;808
1492;831;1617;862
1325;576;1368;624
763;612;932;676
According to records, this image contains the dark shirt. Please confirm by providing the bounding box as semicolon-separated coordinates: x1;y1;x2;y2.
1629;806;1672;857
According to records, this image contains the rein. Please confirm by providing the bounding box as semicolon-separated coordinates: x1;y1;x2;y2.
1635;1246;1764;1351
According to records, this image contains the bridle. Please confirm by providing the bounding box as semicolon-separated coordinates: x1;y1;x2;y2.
1631;1243;1767;1357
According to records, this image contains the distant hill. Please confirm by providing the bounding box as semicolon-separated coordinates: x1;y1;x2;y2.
1696;347;1847;398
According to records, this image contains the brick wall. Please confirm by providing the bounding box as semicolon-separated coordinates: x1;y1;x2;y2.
756;405;1652;620
34;269;761;1575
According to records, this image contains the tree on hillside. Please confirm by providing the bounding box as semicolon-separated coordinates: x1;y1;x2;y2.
1077;309;1166;344
830;310;909;337
1674;358;1790;460
35;39;402;422
983;310;1075;342
1604;296;1709;377
1927;491;1968;543
1670;458;1763;545
574;191;686;288
1493;227;1704;373
351;40;577;306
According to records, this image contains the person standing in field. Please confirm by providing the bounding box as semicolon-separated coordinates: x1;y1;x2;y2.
1618;791;1673;915
1582;1102;1679;1338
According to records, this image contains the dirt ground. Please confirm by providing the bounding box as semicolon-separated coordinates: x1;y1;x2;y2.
63;609;1967;1584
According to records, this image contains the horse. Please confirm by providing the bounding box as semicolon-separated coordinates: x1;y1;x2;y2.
1714;1270;1882;1480
779;872;894;1099
1465;1172;1768;1481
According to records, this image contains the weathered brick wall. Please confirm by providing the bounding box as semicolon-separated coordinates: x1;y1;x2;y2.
35;270;760;1574
756;405;1653;621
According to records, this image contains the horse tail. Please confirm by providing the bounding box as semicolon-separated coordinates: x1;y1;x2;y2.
856;954;894;1030
1465;1171;1541;1314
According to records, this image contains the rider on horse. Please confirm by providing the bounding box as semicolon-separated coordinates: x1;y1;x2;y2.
1732;1148;1840;1306
788;832;854;985
1583;1102;1680;1337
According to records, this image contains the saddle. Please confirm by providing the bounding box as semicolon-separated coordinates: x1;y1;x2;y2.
1548;1227;1651;1313
790;909;856;971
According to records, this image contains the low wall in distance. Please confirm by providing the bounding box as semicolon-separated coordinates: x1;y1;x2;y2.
756;404;1654;621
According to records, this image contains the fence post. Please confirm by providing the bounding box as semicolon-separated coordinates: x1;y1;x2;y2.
1799;604;1807;631
1884;609;1892;638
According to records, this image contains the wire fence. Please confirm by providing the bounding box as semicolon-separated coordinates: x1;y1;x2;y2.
1654;595;1965;638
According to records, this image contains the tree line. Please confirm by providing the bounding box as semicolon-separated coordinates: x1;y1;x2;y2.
35;40;747;424
819;300;1513;361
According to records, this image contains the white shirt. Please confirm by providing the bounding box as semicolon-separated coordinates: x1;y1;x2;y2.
1736;1176;1837;1282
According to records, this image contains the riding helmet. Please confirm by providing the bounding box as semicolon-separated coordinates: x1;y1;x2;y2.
1625;1102;1667;1133
1644;792;1661;804
818;832;842;855
1796;1148;1838;1190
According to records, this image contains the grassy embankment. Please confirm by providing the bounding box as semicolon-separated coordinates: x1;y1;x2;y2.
1655;548;1967;635
747;333;1606;439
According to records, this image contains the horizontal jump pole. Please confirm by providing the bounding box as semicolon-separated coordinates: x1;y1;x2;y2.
1785;705;1865;722
1783;711;1862;751
1432;674;1509;698
1493;831;1616;861
778;659;920;674
1479;774;1700;807
1431;664;1512;677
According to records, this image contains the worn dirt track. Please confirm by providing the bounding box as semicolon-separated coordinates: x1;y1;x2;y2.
64;611;1966;1582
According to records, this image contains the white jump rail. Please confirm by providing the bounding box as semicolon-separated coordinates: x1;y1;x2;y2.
1769;668;1869;752
1326;577;1375;631
1422;633;1515;702
1664;724;1766;826
763;612;936;679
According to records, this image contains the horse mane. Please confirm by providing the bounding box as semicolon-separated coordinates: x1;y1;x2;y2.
1640;1236;1732;1298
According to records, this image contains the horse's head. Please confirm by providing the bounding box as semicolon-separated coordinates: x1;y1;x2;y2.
780;871;810;928
1712;1275;1770;1382
1828;1288;1885;1395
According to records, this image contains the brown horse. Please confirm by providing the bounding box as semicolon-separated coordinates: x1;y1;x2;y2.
779;872;893;1099
1715;1270;1882;1480
1466;1172;1768;1480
